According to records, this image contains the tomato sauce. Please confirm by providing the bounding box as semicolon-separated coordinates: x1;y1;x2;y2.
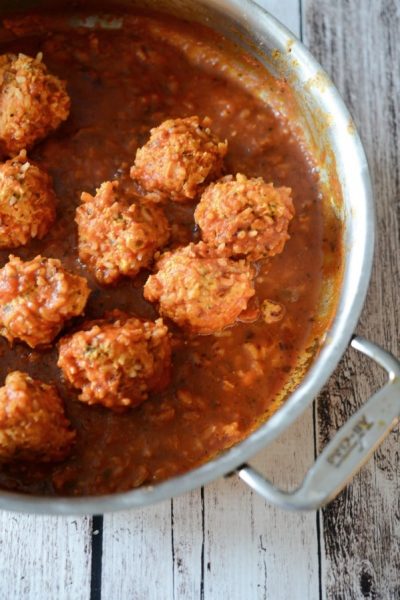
0;11;329;495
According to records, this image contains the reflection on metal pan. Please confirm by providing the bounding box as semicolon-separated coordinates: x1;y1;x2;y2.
0;0;395;514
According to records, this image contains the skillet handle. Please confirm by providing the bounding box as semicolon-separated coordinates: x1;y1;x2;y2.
236;336;400;510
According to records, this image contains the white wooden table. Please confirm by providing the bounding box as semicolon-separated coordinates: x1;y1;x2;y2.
1;1;399;598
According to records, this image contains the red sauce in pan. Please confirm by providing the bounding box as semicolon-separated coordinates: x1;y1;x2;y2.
0;12;331;495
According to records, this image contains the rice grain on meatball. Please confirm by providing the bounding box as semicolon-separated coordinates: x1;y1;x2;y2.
0;52;70;156
130;116;227;202
0;371;75;462
144;243;255;334
0;255;90;348
76;180;170;285
58;312;171;410
194;174;294;260
0;150;56;248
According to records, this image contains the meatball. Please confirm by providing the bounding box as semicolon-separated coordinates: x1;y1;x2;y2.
194;174;294;261
76;180;170;285
0;150;56;248
58;312;171;410
0;371;75;462
0;255;90;348
130;116;227;202
144;243;255;334
0;52;70;156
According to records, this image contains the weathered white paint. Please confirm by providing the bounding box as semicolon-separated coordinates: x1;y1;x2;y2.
0;514;92;600
170;490;203;599
101;500;174;600
303;1;400;598
203;408;319;600
102;490;205;599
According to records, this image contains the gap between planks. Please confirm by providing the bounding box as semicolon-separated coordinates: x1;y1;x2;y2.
303;0;400;598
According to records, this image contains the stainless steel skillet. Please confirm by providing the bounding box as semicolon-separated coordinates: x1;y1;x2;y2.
0;0;399;514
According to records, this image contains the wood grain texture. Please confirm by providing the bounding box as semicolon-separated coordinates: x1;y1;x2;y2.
203;409;319;600
101;499;174;599
303;1;400;598
0;514;92;600
171;491;203;599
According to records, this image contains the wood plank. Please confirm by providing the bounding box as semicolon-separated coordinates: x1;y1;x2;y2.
0;514;92;600
257;0;302;37
102;491;203;599
170;490;203;599
101;500;174;600
303;1;400;598
203;408;319;600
